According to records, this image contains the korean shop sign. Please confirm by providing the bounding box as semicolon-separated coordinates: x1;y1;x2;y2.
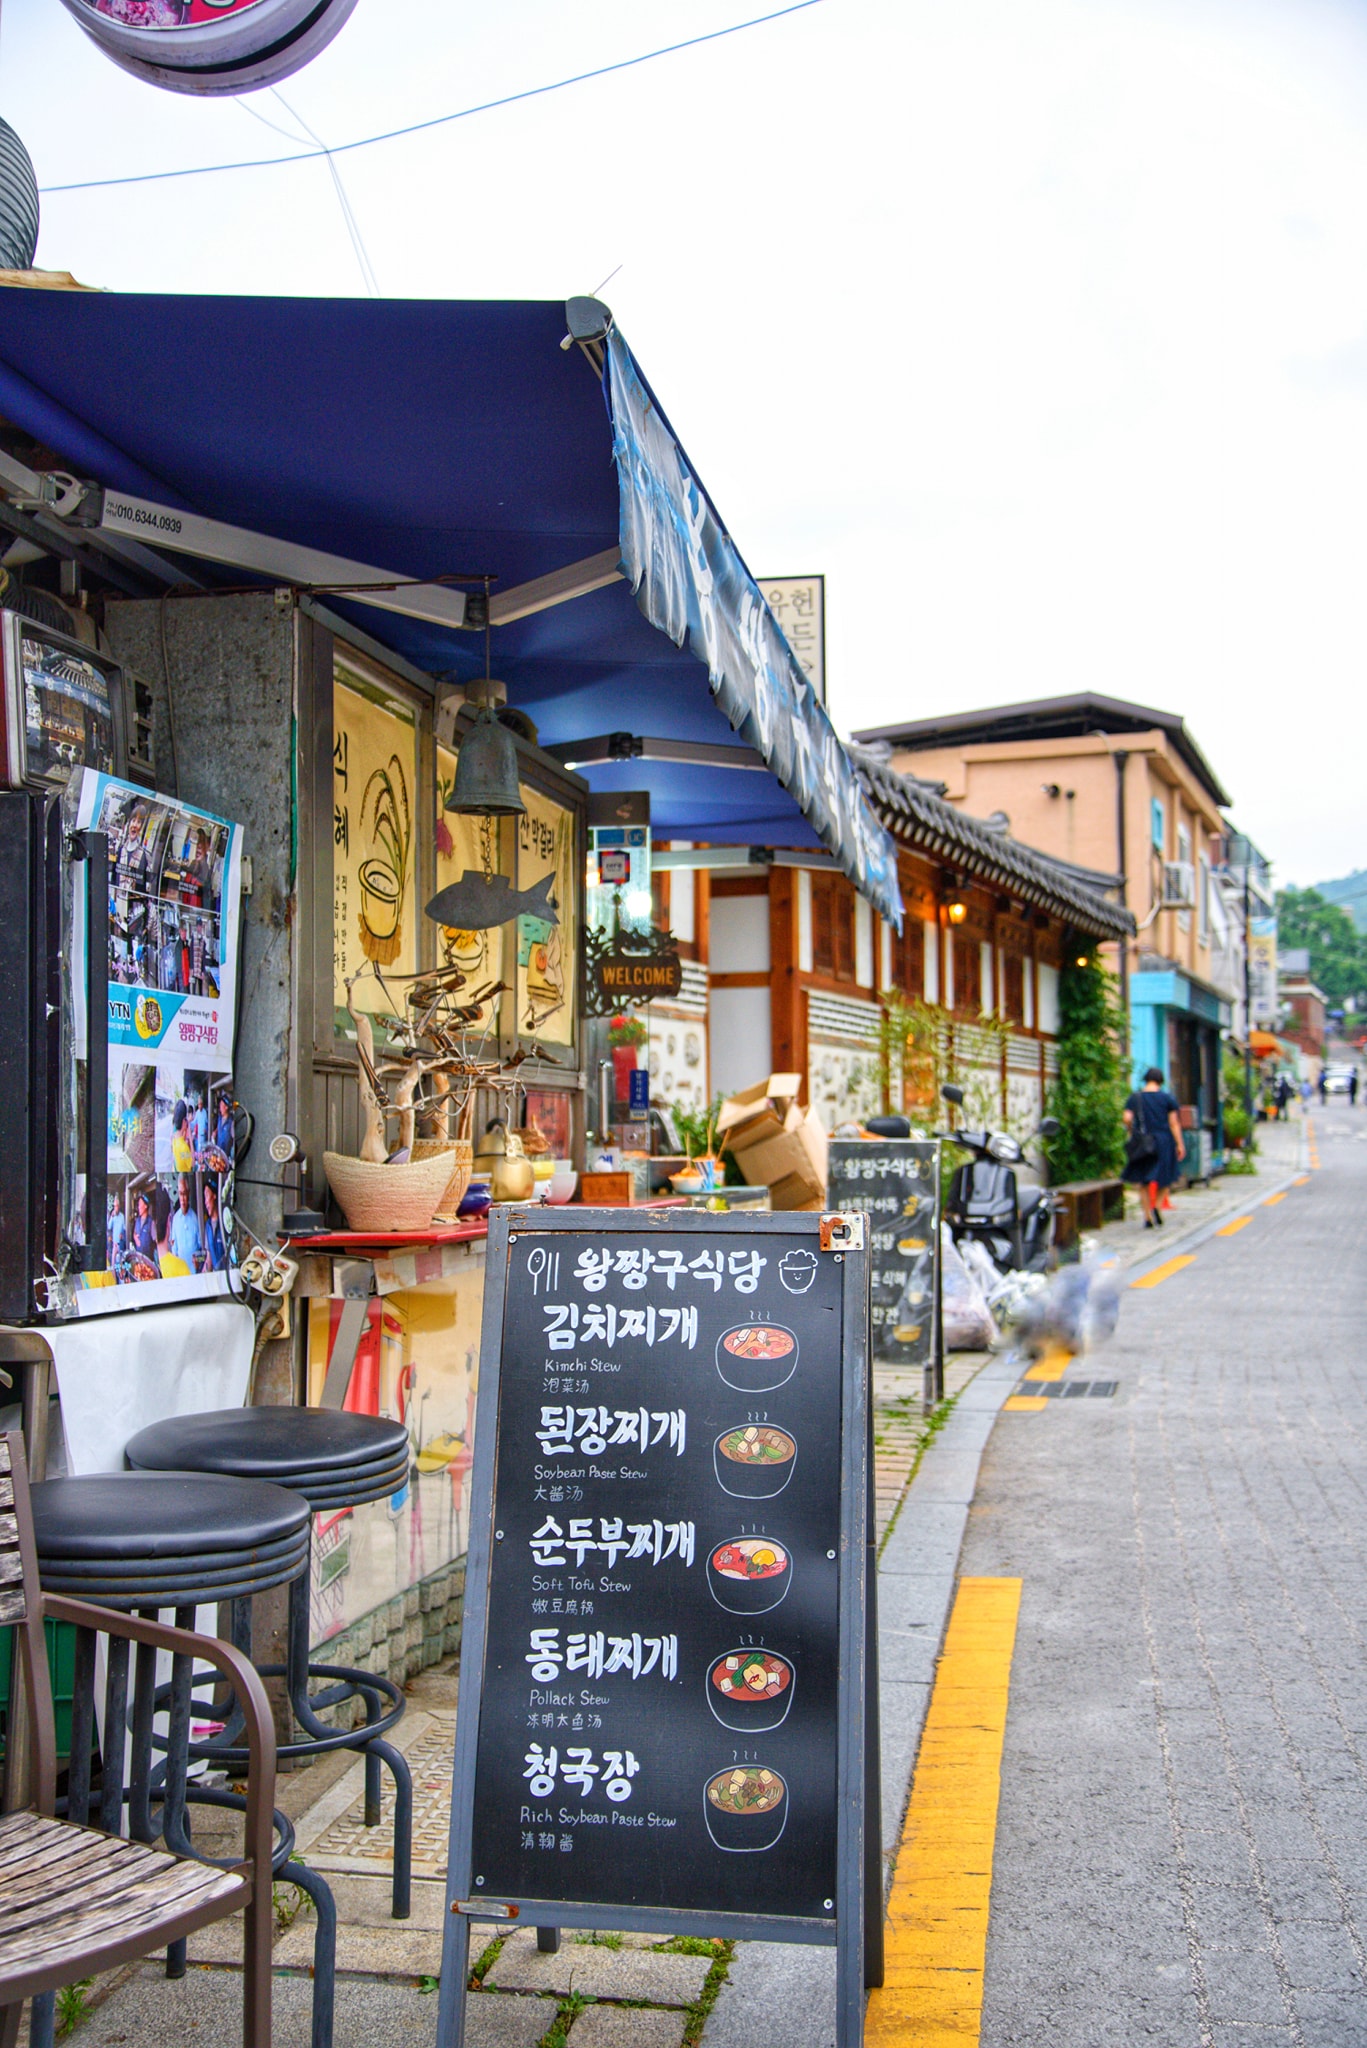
439;1210;871;2048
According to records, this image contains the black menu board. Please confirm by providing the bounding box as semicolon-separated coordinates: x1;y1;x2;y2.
440;1210;869;2048
827;1140;940;1377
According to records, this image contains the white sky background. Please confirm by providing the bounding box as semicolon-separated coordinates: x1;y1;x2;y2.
4;0;1366;885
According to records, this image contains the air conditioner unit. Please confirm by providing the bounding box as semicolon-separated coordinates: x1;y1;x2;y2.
1161;861;1197;910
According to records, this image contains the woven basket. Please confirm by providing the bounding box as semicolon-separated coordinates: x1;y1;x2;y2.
412;1138;474;1225
323;1149;453;1235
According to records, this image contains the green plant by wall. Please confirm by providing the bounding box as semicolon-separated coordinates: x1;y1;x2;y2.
1219;1050;1258;1156
877;993;1011;1130
1044;951;1127;1184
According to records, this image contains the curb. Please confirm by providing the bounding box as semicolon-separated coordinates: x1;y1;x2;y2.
699;1354;1021;2048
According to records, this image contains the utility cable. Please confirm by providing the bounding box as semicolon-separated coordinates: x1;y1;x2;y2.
234;92;380;293
271;90;381;295
40;0;828;193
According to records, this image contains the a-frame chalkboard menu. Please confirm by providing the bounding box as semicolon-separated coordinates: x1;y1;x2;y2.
438;1208;871;2048
827;1139;942;1401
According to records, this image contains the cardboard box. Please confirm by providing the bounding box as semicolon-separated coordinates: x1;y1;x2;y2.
579;1171;635;1207
718;1074;827;1212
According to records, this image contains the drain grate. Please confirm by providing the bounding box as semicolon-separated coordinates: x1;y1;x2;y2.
1017;1379;1117;1400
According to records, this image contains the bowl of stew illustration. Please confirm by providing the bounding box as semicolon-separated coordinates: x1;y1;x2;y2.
707;1649;795;1732
715;1323;798;1392
714;1425;797;1499
704;1766;788;1852
708;1536;791;1614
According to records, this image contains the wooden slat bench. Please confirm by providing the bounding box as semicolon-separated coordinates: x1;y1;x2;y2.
1053;1177;1126;1250
0;1434;276;2048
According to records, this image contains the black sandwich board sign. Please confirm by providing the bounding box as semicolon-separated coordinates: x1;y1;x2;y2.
827;1139;942;1404
438;1207;872;2048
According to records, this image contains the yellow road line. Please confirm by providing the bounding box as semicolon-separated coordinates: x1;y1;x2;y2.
1130;1254;1196;1290
1264;1191;1287;1206
1003;1395;1049;1411
1022;1345;1072;1381
1216;1217;1252;1237
1292;1175;1311;1186
866;1577;1022;2046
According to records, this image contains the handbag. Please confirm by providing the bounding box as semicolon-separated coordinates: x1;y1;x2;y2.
1125;1125;1159;1171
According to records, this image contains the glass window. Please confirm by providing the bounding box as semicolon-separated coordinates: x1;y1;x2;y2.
1151;796;1166;851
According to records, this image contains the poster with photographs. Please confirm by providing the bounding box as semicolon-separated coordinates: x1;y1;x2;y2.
70;771;244;1315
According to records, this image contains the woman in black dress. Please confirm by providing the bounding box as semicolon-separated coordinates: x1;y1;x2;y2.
1123;1066;1185;1227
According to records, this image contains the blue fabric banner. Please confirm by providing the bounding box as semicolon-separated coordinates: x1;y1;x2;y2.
606;332;904;928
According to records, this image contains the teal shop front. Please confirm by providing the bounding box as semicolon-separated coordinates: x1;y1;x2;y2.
1130;968;1231;1179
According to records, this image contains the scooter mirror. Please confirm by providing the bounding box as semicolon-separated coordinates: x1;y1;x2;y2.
1038;1116;1061;1137
865;1115;912;1139
941;1083;965;1106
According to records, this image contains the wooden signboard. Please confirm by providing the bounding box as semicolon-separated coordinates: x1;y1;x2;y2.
438;1208;871;2047
827;1140;942;1405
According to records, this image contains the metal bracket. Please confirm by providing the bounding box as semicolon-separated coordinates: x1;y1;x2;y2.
449;1900;519;1919
820;1213;866;1252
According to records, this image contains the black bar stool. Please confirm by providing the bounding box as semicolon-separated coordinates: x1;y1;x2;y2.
125;1408;415;1919
30;1471;339;2048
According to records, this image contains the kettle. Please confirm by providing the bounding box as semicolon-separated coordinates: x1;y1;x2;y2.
473;1121;535;1204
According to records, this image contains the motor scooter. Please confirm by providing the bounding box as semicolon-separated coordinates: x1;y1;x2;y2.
937;1084;1063;1278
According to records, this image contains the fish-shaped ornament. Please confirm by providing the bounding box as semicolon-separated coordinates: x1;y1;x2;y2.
424;870;559;931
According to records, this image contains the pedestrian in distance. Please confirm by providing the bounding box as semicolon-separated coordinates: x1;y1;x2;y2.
1275;1074;1293;1119
1318;1067;1328;1105
1123;1066;1185;1228
1350;1070;1359;1108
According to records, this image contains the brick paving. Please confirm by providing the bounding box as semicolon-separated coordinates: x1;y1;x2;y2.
962;1102;1367;2044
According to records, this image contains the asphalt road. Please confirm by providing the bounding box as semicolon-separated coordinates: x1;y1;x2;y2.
962;1107;1367;2045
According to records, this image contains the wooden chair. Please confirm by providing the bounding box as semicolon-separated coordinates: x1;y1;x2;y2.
0;1434;276;2048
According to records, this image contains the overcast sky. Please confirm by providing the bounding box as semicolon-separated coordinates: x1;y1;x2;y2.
5;0;1366;886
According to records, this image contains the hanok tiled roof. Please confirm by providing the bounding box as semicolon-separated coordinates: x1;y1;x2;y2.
852;751;1136;941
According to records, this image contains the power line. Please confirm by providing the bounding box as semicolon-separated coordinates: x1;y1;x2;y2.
40;0;828;196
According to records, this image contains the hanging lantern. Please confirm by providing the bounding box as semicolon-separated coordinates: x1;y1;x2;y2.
55;0;359;97
0;120;39;272
445;680;526;819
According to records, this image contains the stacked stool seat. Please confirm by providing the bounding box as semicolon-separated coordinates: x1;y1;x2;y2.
30;1472;340;2048
32;1471;313;1606
125;1408;414;1920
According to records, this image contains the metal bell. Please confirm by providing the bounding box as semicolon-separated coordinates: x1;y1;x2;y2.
445;703;526;817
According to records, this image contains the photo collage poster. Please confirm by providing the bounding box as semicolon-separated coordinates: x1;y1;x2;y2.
71;770;245;1314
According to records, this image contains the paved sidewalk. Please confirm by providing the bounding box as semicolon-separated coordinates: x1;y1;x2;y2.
962;1103;1367;2043
1081;1115;1303;1272
74;1358;988;2048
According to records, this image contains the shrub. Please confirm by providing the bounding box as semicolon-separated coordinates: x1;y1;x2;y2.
1044;951;1127;1184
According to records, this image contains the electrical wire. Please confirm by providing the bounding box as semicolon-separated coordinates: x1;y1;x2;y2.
233;91;380;292
271;90;381;295
39;0;828;194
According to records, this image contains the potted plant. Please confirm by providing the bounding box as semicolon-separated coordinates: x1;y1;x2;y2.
608;1011;647;1105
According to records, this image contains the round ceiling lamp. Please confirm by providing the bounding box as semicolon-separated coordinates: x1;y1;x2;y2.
0;119;40;271
56;0;360;96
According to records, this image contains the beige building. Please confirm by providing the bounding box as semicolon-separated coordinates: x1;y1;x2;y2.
853;693;1235;1156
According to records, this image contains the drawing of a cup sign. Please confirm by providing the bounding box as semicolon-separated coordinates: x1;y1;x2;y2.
707;1649;794;1732
708;1536;790;1614
777;1247;817;1294
714;1425;796;1500
358;757;411;966
716;1323;797;1393
704;1766;787;1852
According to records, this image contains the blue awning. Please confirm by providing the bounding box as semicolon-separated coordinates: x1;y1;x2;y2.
0;290;902;924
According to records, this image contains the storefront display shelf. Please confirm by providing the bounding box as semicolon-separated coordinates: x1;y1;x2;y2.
283;1223;491;1251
